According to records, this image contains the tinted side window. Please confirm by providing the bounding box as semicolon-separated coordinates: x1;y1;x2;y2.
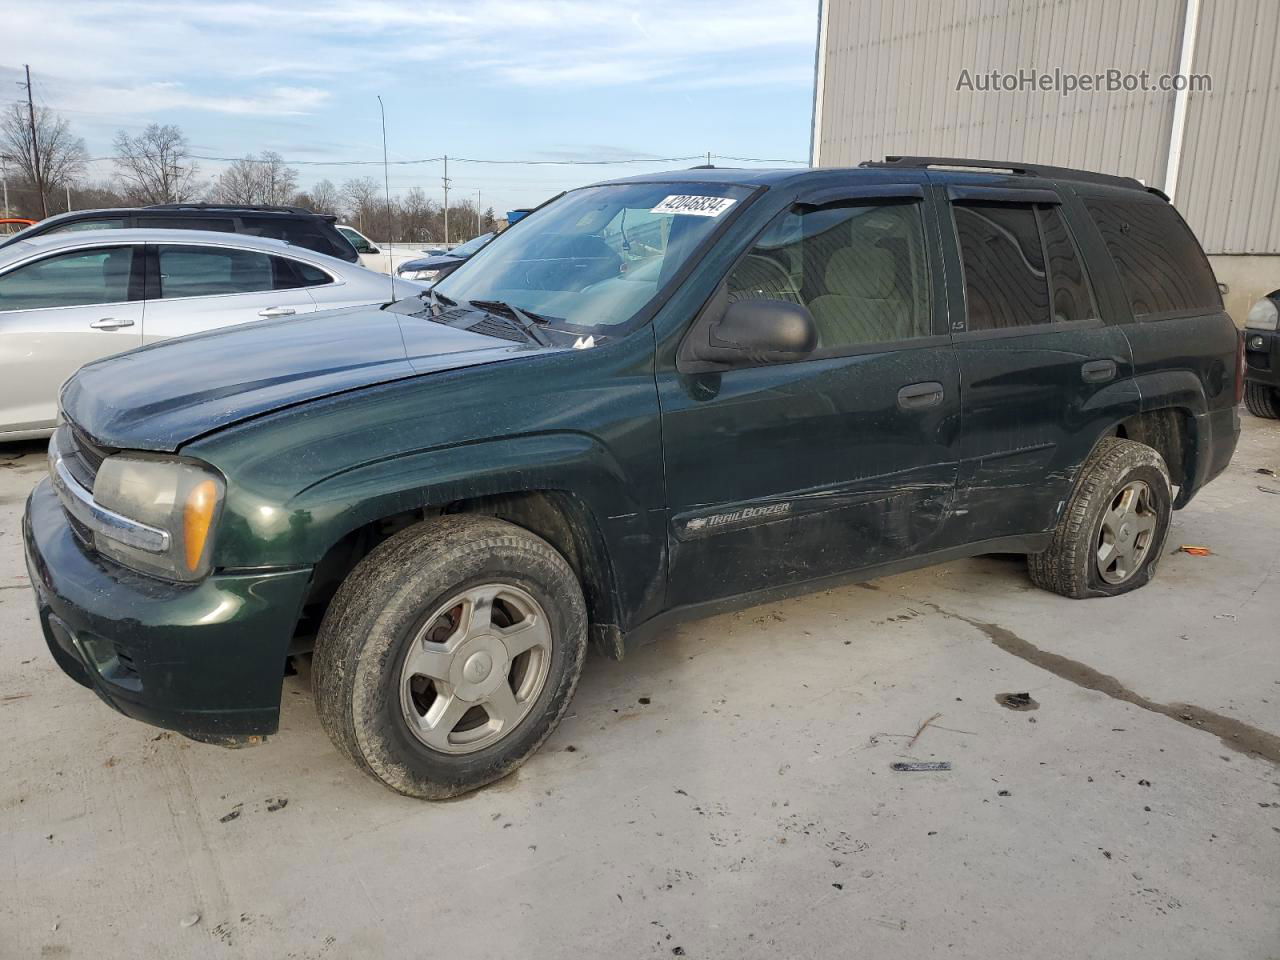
135;216;235;232
1038;205;1098;324
337;225;374;253
954;203;1049;330
156;245;274;298
241;216;338;257
0;246;135;311
272;257;332;289
1084;199;1220;317
727;201;930;349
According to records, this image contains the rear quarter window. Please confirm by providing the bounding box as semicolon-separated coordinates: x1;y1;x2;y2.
1084;199;1220;318
241;216;344;258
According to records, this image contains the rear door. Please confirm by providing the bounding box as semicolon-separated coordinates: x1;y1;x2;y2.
141;242;320;342
0;243;144;433
937;182;1137;543
658;184;962;607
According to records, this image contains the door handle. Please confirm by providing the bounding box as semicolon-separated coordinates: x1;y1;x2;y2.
89;317;134;330
897;381;945;410
258;306;296;319
1081;359;1117;383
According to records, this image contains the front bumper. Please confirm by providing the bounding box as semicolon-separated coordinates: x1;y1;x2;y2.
23;479;313;741
1244;328;1279;389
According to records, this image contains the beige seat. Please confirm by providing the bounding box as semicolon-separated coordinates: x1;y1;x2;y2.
808;246;908;346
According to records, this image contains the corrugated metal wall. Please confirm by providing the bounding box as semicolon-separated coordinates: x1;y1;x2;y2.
1179;1;1280;253
814;0;1280;254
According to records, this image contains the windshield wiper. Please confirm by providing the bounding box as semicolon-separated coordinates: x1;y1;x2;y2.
467;299;552;346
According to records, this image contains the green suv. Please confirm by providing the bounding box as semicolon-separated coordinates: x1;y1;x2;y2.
24;158;1242;798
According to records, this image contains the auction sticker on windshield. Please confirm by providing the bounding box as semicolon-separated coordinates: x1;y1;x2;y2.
650;195;738;217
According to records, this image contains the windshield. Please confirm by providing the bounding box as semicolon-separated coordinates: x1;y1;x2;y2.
433;182;752;332
447;233;493;258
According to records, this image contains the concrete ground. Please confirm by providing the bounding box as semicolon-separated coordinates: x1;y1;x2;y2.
2;418;1278;960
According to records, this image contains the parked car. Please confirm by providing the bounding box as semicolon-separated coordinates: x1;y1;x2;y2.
0;229;421;439
396;232;494;283
1243;288;1280;418
0;204;359;263
25;158;1240;799
335;225;429;274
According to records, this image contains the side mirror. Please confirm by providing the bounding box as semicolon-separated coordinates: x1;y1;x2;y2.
684;292;818;368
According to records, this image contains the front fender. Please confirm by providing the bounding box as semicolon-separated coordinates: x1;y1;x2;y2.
214;430;643;569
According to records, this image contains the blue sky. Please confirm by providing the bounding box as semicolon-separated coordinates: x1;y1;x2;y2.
3;0;819;215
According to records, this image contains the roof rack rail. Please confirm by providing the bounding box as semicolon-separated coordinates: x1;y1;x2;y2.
859;156;1148;192
144;202;316;215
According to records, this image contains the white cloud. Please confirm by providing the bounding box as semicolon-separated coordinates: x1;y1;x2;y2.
10;0;817;106
56;82;330;118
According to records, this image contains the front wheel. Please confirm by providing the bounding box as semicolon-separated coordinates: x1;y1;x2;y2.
1028;438;1173;599
312;515;587;799
1244;381;1280;419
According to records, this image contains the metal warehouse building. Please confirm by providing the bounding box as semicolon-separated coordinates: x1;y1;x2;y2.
810;0;1280;323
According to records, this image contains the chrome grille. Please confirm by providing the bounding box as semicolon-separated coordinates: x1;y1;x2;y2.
54;423;115;493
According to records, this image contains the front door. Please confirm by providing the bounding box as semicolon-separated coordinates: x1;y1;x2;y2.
0;244;144;434
658;187;961;608
141;242;319;342
937;184;1137;543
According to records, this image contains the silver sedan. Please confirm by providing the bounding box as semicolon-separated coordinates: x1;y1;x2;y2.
0;229;426;440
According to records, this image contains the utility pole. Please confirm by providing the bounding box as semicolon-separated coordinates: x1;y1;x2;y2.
476;190;481;235
22;65;47;219
1;155;9;218
706;150;712;166
65;182;71;212
442;155;450;246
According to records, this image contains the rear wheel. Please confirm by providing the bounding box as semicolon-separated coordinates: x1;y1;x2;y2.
312;515;587;799
1244;381;1280;419
1028;438;1173;599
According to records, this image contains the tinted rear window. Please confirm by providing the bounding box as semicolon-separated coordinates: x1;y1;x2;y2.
954;203;1049;331
240;216;346;259
1084;199;1220;317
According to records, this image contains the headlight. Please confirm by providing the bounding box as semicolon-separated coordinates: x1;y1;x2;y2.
91;455;225;582
1246;296;1278;331
399;268;441;281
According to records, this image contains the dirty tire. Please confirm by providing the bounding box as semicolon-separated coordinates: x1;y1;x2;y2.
1027;437;1172;599
1243;381;1280;419
312;515;587;799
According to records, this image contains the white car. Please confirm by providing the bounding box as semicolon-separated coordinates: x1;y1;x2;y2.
336;225;438;274
0;229;425;440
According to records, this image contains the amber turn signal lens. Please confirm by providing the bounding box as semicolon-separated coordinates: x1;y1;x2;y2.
183;479;218;571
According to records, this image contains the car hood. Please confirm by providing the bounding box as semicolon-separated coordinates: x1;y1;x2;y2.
61;304;544;452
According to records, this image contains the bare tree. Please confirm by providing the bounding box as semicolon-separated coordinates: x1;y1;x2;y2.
308;178;340;216
0;103;87;214
340;176;381;231
212;151;299;206
210;156;258;205
112;124;200;204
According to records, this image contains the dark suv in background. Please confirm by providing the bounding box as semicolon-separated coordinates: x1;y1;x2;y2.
25;157;1242;800
0;203;359;263
1243;288;1280;418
